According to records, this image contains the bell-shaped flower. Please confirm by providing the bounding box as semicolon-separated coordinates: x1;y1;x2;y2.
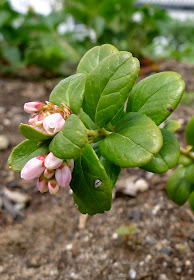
44;152;63;170
21;155;45;180
43;113;65;135
55;164;72;188
24;101;44;113
28;113;44;127
48;180;59;195
44;168;55;179
37;176;48;193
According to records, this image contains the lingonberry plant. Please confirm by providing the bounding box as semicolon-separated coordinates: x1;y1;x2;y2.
8;44;193;215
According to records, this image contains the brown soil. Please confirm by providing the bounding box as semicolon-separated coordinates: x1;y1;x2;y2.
0;60;194;280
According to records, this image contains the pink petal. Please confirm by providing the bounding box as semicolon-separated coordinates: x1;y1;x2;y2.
24;102;44;113
21;156;45;180
55;165;72;188
44;152;63;169
43;113;65;135
37;177;48;193
48;180;59;195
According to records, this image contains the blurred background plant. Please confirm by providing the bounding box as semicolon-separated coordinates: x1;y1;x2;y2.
0;0;194;76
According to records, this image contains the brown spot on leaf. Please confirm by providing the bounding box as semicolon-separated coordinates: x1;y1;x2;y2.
167;107;173;112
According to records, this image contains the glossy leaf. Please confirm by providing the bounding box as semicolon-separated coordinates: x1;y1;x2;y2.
49;73;86;114
49;114;88;159
167;167;193;206
142;129;180;173
99;112;163;167
179;155;193;166
185;164;194;184
77;44;118;74
189;191;194;211
19;124;52;141
8;140;49;171
70;144;112;215
100;156;121;189
83;51;140;127
164;120;181;133
185;116;194;151
127;72;185;125
79;108;98;130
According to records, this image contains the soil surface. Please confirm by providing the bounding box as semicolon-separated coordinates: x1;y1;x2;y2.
0;60;194;280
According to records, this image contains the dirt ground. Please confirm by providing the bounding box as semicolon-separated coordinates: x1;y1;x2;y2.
0;60;194;280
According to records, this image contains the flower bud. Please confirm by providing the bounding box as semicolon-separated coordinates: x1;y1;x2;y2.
70;160;74;172
37;176;48;193
24;102;44;113
55;164;72;188
28;113;44;127
44;168;55;179
48;180;59;195
44;152;63;169
43;113;65;135
21;155;45;180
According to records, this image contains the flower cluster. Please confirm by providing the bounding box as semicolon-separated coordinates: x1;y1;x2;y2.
24;101;72;135
21;152;74;195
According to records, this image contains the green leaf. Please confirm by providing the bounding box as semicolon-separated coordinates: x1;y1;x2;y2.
79;108;98;130
185;116;194;151
49;114;88;159
164;120;181;133
100;156;121;189
127;72;185;125
167;167;193;206
70;144;112;215
189;191;194;212
83;51;140;127
179;155;193;166
142;129;180;173
185;164;194;184
19;124;52;141
99;112;163;167
8;140;49;171
77;44;118;74
49;73;86;114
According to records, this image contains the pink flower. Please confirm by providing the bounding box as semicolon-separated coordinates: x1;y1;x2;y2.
55;164;72;188
48;180;59;195
24;102;44;113
28;114;44;127
70;160;74;172
44;168;55;179
44;152;63;169
43;113;65;135
21;155;45;180
37;176;48;193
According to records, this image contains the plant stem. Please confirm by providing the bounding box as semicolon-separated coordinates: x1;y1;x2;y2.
180;147;194;161
86;128;111;143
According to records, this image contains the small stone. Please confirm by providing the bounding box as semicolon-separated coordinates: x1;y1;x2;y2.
162;262;168;268
2;118;11;126
185;260;191;266
112;233;118;240
0;135;9;150
152;204;161;215
139;261;144;266
129;210;141;221
175;243;188;252
145;254;152;262
66;244;73;250
161;247;171;256
188;269;193;274
175;267;182;273
159;274;168;280
129;268;137;279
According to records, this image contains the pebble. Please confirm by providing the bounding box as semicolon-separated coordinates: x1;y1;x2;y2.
159;274;168;280
185;260;191;266
152;204;161;215
175;267;182;273
0;135;9;150
112;233;118;240
161;247;171;256
145;254;152;262
66;244;73;250
129;268;137;279
129;210;141;221
116;177;149;196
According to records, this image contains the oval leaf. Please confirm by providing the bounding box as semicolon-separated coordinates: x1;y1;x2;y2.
8;140;49;171
189;191;194;212
49;114;88;159
127;72;185;125
142;129;180;173
79;108;98;130
49;73;86;114
77;44;118;74
185;164;194;184
100;156;121;189
19;124;52;141
185;116;194;151
167;167;193;206
70;144;112;215
83;51;140;127
164;120;181;133
99;112;163;168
